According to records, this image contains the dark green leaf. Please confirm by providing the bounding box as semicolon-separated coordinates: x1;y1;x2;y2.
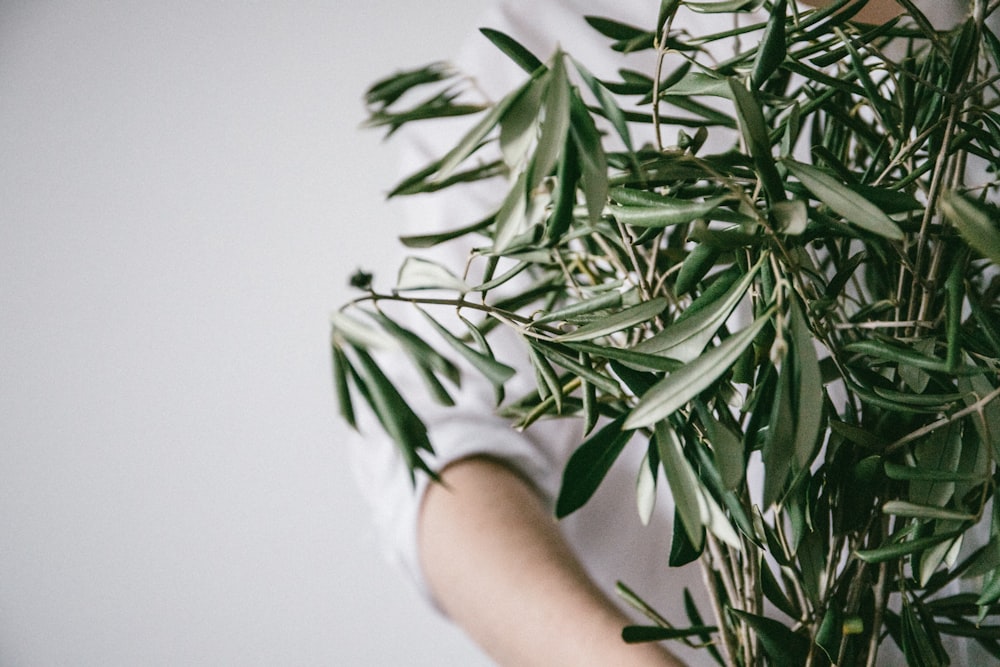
479;28;544;74
556;415;633;518
728;608;810;667
331;344;356;428
729;78;785;203
751;0;786;89
622;625;718;643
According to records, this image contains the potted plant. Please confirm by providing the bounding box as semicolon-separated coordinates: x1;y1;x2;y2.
332;0;1000;663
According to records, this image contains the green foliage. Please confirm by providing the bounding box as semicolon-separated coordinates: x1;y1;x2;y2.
335;1;1000;663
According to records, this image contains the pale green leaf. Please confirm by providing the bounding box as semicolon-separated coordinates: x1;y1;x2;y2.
532;287;626;325
554;298;668;342
528;52;571;191
636;451;657;526
882;501;975;522
395;256;470;293
418;309;516;388
782;158;903;240
632;257;762;363
773;199;807;235
610;194;733;228
625;309;773;430
941;190;1000;264
330;311;399;351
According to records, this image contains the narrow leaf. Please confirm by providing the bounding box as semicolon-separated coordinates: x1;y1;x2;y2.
625;308;774;430
554;298;668;342
782;158;903;240
632;256;762;363
941;190;1000;265
395;256;470;293
479;28;543;74
418;309;515;388
556;416;633;518
622;625;718;643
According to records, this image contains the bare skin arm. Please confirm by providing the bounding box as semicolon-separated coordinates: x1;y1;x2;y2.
418;457;684;666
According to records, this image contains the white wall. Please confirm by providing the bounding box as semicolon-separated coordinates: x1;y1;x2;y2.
0;2;493;664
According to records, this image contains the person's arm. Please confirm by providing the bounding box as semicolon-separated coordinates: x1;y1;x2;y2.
418;456;685;667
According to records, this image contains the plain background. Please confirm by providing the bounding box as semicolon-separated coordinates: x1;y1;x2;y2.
0;1;497;664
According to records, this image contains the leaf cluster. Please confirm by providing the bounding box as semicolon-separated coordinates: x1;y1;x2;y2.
335;1;1000;663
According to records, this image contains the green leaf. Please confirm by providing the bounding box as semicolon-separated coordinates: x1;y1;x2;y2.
762;340;795;507
584;16;648;41
728;608;810;667
789;300;823;470
610;194;734;228
669;507;703;566
435;76;536;183
554;298;668;343
674;244;721;296
687;0;764;12
330;311;399;351
729;78;785;203
941;190;1000;265
331;344;356;428
532;288;625;325
781;158;903;240
655;421;741;550
572;56;635;158
656;0;682;36
544;133;581;241
349;346;436;482
959;372;1000;461
499;75;544;170
633;258;760;364
369;310;461;391
636;451;657;526
883;462;985;484
479;28;543;74
365;62;451;108
901;598;947;667
556;416;633;518
772;198;807;235
844;339;976;375
567;341;683;373
399;214;493;248
882;501;975;522
815;606;842;664
704;417;744;490
395;256;470;293
856;529;964;564
532;341;624;396
569;95;609;224
418;309;515;389
622;625;718;643
751;0;786;89
526;341;563;413
528;52;571;191
625;308;774;430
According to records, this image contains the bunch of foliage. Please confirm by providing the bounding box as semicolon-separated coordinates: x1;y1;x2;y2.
332;0;1000;663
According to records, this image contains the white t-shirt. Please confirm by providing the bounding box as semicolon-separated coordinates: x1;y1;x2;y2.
347;2;977;665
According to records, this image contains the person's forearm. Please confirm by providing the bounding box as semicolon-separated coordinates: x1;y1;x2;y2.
418;457;684;667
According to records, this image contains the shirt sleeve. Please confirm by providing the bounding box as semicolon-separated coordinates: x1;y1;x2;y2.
343;0;722;610
345;0;597;607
